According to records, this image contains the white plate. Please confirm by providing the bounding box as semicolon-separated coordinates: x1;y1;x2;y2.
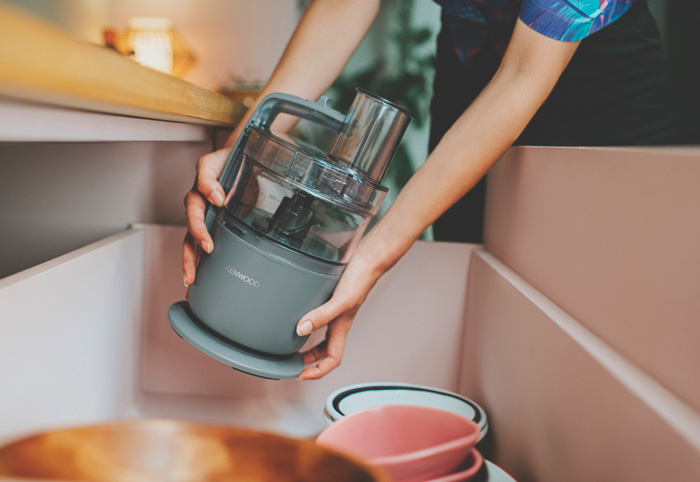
324;382;488;441
482;461;517;481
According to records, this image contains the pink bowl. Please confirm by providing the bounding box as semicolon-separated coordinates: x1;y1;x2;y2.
316;405;480;482
423;448;483;482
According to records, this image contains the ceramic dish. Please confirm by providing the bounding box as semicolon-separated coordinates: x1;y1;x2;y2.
470;461;518;482
324;382;488;441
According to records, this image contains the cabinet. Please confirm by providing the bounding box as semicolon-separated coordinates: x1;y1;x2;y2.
0;5;469;447
4;115;699;482
0;100;221;277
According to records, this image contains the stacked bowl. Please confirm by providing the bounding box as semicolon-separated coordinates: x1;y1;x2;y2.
317;383;490;482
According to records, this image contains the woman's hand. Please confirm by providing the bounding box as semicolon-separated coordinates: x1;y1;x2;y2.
182;147;232;287
181;0;380;287
292;20;580;380
295;250;383;380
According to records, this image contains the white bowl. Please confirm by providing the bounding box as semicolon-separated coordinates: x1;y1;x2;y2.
324;382;489;442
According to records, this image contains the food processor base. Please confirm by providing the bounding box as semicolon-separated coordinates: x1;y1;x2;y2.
167;301;305;380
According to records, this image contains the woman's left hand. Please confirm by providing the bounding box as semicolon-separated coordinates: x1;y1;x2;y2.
294;18;581;381
295;250;381;380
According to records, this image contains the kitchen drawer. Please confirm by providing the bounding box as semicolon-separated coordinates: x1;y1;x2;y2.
460;248;700;482
0;224;475;441
3;149;698;481
485;146;700;415
0;228;145;439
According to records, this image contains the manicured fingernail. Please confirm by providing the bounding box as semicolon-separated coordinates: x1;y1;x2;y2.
211;190;224;207
202;241;212;253
184;275;190;287
297;320;313;336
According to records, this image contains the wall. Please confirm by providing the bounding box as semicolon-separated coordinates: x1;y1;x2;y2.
105;0;300;90
0;125;210;277
2;0;300;90
1;0;109;45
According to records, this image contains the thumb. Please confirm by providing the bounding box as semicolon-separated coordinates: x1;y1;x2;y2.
296;296;351;337
195;147;232;207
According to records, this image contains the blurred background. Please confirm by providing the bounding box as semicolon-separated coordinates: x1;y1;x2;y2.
2;0;698;239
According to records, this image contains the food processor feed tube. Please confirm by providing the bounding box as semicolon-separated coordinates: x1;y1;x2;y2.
168;89;411;379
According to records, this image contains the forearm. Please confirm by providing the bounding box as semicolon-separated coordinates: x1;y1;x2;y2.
227;0;380;144
294;20;580;380
292;63;552;378
265;0;379;99
356;21;579;278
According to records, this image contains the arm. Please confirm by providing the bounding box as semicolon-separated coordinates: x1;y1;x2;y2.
183;0;380;285
296;19;580;379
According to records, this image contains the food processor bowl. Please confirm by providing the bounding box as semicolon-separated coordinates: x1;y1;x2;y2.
168;90;411;379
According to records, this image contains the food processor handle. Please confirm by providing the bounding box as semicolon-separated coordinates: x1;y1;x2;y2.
217;94;345;195
250;93;346;132
205;94;346;233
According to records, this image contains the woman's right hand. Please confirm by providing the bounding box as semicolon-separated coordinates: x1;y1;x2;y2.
182;146;233;287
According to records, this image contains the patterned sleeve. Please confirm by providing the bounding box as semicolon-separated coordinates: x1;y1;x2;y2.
519;0;640;42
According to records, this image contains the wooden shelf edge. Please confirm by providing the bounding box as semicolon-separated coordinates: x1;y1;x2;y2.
0;97;214;142
0;4;245;127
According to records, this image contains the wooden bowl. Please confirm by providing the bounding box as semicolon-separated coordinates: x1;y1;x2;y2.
0;419;389;482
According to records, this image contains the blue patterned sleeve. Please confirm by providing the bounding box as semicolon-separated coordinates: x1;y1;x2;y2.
519;0;641;42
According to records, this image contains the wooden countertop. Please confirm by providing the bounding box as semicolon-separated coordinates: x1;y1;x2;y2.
0;3;244;126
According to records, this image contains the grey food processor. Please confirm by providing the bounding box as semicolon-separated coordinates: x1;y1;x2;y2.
168;89;411;379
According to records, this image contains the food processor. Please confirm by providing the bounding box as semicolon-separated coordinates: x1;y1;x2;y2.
168;89;411;379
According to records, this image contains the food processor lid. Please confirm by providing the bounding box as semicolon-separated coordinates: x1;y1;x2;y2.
168;301;304;380
244;127;388;215
323;382;489;441
328;88;413;185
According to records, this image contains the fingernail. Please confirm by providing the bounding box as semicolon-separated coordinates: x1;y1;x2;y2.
297;320;313;336
211;191;224;207
184;275;190;288
202;241;212;253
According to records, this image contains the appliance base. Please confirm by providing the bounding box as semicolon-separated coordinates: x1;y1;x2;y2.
168;301;305;380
